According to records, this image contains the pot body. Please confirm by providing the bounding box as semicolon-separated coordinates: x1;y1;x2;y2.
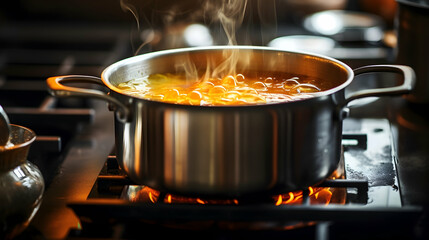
47;46;414;197
114;93;343;197
106;47;351;197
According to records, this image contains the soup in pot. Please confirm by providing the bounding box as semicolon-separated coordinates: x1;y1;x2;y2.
116;72;331;106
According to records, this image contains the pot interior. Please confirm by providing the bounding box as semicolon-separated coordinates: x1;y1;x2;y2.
102;46;353;99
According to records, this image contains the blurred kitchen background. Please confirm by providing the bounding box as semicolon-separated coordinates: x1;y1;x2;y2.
0;0;398;61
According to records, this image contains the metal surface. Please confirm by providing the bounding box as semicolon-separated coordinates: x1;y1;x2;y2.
46;75;129;121
47;46;414;197
268;35;336;55
0;125;43;239
396;0;429;103
0;105;11;146
344;65;414;107
268;35;389;65
303;10;385;42
0;125;36;170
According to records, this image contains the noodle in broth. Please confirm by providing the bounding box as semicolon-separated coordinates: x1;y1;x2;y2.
116;72;327;106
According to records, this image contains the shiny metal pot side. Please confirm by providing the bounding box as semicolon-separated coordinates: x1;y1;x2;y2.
47;46;414;197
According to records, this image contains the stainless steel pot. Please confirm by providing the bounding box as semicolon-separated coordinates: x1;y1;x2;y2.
47;46;414;197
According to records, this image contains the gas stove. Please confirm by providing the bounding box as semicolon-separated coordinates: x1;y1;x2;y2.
59;118;422;239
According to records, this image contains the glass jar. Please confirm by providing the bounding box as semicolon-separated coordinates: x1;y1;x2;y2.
0;124;44;239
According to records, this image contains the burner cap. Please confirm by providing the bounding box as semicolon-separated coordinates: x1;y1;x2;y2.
303;10;384;42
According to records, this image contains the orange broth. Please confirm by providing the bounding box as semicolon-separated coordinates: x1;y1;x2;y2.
116;72;331;106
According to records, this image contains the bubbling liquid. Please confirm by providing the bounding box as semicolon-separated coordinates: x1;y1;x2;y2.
116;72;330;106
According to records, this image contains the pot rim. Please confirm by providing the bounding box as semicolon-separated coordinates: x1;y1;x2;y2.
101;45;354;107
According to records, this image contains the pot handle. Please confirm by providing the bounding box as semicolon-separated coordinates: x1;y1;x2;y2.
47;75;130;122
343;65;415;108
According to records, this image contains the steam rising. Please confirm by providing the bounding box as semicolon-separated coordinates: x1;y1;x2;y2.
120;0;156;54
200;0;248;79
120;0;140;30
120;0;276;82
203;0;248;46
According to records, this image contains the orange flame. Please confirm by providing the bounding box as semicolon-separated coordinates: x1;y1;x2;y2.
272;187;332;206
148;192;157;203
132;168;341;206
275;195;283;206
133;185;333;206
